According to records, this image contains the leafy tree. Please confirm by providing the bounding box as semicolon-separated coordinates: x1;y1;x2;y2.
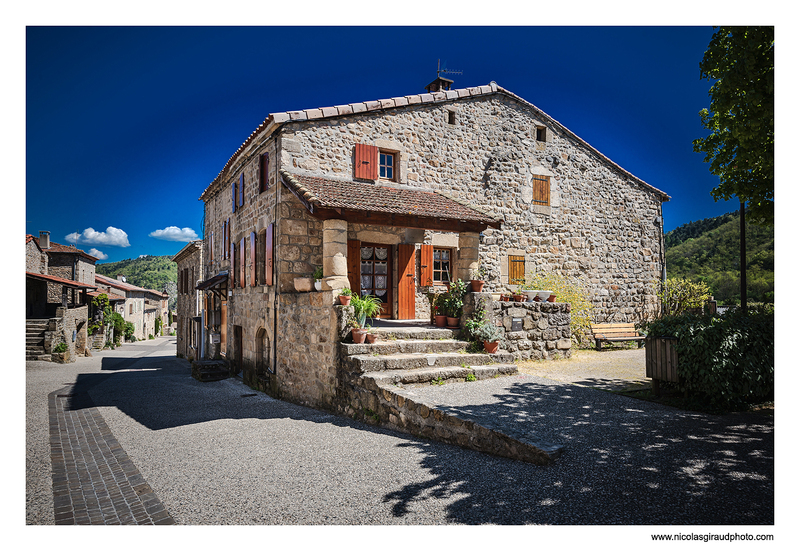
656;278;712;316
693;26;774;225
524;271;593;344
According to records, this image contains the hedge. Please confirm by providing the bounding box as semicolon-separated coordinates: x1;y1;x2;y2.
642;306;774;408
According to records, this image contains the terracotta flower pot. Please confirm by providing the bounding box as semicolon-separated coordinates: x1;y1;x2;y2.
365;333;377;344
339;295;352;306
434;315;447;327
351;328;367;344
547;294;556;303
512;294;524;302
446;316;460;327
483;341;499;354
471;280;485;293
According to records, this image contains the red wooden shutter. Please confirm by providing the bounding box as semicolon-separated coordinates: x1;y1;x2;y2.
347;239;361;295
250;232;257;286
398;244;416;320
265;223;274;286
239;173;245;207
225;219;231;259
239;238;246;288
260;154;269;193
354;144;378;180
419;244;434;286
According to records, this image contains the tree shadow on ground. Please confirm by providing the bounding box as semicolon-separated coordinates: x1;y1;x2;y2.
383;378;774;525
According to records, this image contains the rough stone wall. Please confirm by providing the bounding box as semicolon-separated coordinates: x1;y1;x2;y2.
45;306;88;362
277;192;322;293
175;245;203;359
202;136;278;376
274;291;339;409
278;94;665;324
26;240;47;274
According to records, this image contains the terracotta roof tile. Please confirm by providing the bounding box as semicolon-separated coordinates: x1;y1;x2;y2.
280;170;501;227
26;271;97;289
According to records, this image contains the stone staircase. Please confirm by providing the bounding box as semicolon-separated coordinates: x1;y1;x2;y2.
337;321;562;465
26;319;52;361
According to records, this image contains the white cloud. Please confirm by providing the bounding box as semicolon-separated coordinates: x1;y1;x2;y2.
65;227;130;247
149;226;199;242
87;248;108;260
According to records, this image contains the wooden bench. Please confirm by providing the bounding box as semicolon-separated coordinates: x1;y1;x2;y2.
590;323;646;351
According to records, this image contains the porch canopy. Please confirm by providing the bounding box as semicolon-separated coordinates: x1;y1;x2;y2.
26;271;97;291
196;271;228;294
279;170;502;233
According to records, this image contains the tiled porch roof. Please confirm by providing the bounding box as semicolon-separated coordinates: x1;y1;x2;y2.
280;170;502;231
87;290;126;302
26;271;97;290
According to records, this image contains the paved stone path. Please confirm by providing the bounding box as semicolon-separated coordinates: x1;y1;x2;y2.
49;383;175;525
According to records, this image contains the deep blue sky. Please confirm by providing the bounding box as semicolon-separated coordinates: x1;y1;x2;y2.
26;26;732;264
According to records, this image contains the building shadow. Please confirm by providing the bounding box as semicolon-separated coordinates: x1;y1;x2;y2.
382;379;774;525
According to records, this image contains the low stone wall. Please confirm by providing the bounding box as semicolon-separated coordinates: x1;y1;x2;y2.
463;293;571;360
45;306;89;363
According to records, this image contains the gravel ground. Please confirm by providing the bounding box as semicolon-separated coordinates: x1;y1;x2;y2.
27;338;774;528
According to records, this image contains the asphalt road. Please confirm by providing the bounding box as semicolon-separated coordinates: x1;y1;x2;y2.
26;336;774;530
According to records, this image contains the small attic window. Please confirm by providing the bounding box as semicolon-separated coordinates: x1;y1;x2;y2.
536;126;547;141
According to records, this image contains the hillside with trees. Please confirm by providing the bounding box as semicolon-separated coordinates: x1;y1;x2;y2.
665;212;773;305
96;255;177;308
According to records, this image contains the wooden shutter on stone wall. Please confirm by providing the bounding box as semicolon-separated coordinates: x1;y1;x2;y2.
239;238;246;288
265;223;274;286
347;239;361;295
260;153;269;193
354;144;378;180
531;175;550;206
232;179;237;213
250;232;257;286
509;255;526;285
210;231;214;262
419;244;434;287
239;174;245;208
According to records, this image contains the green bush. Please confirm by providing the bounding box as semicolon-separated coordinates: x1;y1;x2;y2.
440;279;468;318
642;306;774;408
524;271;593;344
656;277;712;316
53;342;68;353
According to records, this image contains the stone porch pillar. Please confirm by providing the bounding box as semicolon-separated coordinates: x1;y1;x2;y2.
457;231;480;282
321;219;350;291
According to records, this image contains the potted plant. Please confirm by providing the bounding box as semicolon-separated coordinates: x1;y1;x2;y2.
470;263;487;293
475;322;503;353
347;318;367;344
313;266;323;291
365;326;377;344
350;293;383;342
426;290;445;326
338;287;353;306
547;292;557;303
441;278;467;327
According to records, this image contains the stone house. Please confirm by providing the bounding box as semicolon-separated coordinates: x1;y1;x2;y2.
25;231;98;361
94;274;168;340
171;240;203;360
197;78;669;412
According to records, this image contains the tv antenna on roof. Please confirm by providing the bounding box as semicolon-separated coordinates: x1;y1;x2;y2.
437;59;462;78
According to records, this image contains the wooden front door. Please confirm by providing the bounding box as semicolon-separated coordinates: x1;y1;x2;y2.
397;244;416;320
358;243;392;318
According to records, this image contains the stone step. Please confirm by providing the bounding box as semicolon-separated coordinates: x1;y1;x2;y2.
26;353;51;361
26;321;49;329
362;363;518;387
340;339;469;357
369;325;461;341
191;360;231;383
27;335;44;343
345;350;515;373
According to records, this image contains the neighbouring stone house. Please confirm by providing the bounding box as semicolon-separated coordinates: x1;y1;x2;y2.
196;78;669;416
25;231;98;362
94;274;169;340
172;240;203;360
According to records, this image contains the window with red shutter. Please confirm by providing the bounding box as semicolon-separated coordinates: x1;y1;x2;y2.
250;232;257;286
239;238;246;288
354;143;379;180
260;153;270;193
265;223;274;286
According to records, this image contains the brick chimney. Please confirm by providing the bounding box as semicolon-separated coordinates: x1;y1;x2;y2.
39;231;50;249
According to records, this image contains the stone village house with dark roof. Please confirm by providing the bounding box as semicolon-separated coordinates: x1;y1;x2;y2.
195;79;669;456
26;231;98;361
